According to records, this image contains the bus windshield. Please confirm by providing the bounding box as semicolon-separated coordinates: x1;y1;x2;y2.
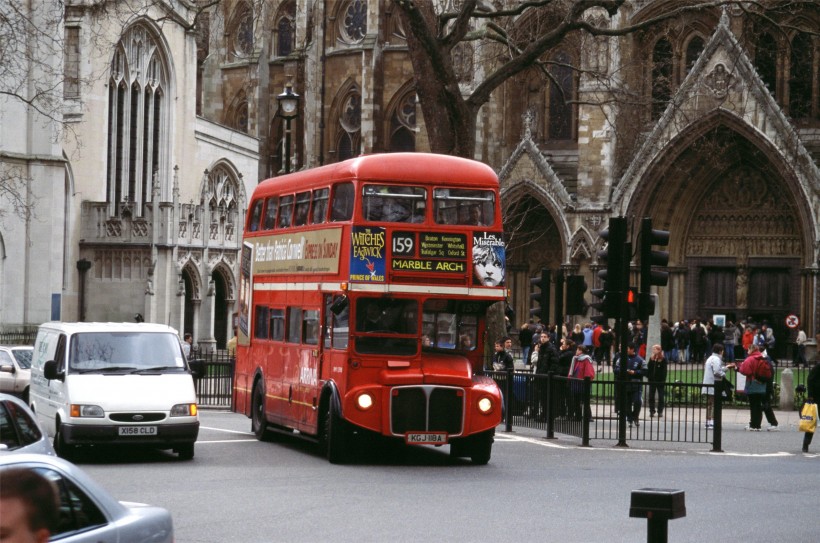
422;299;479;351
355;298;419;355
433;188;495;226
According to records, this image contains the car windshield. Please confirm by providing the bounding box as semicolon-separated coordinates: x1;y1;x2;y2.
12;349;32;369
68;332;185;372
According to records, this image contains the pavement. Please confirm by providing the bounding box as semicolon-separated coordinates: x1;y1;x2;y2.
498;407;816;456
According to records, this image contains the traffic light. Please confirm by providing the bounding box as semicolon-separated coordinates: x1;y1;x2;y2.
639;217;670;320
530;268;550;323
566;275;588;315
590;217;627;324
626;287;639;321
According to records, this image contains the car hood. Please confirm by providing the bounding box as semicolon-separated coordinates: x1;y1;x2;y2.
65;374;196;411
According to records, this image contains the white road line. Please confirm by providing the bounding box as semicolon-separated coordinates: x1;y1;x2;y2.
200;426;254;436
197;439;259;444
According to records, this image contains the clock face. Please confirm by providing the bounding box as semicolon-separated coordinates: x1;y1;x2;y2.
282;101;296;114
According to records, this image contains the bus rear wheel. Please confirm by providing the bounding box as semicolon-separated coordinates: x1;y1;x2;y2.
251;381;273;441
322;399;349;464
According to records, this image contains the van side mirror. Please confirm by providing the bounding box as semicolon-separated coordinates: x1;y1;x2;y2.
0;365;14;375
44;360;63;381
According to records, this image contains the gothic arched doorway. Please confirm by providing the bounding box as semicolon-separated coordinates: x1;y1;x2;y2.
212;269;229;349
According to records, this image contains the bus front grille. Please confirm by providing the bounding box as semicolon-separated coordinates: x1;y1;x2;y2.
390;386;464;436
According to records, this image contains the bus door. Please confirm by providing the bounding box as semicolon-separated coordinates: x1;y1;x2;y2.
295;308;322;432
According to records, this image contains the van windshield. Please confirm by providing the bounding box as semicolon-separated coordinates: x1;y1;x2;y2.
69;332;186;373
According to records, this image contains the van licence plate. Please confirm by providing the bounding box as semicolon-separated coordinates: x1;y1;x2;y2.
118;426;157;436
405;432;447;445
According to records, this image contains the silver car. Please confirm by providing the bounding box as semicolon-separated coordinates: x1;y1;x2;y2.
0;453;174;543
0;393;55;455
0;345;33;402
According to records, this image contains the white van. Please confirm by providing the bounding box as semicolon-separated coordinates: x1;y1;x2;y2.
29;322;199;460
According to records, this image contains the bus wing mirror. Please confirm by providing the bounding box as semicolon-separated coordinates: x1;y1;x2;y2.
330;295;349;315
44;360;64;381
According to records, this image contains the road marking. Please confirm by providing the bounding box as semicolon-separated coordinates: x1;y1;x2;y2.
197;439;259;444
700;451;794;458
200;426;254;436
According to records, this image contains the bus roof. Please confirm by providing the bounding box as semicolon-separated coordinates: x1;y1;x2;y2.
253;153;498;197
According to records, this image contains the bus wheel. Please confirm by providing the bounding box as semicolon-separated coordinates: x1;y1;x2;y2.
252;381;273;441
469;431;494;465
322;400;349;464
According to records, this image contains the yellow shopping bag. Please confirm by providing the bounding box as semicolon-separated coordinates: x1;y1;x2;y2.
799;402;818;433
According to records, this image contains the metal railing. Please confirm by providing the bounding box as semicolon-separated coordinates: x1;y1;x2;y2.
486;369;728;449
189;351;235;409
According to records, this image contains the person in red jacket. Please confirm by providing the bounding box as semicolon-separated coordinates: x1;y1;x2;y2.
736;343;768;430
569;345;596;420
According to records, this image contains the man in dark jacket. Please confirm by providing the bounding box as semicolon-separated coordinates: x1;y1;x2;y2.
532;330;559;420
615;343;647;426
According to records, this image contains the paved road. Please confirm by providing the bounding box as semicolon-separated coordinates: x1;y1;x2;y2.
74;409;818;543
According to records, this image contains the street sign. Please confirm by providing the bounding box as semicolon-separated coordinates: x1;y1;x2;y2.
785;314;800;329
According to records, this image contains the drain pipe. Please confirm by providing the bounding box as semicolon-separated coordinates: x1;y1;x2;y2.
76;258;92;321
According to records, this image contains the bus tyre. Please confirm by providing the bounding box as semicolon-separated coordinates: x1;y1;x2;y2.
176;443;195;461
252;381;274;441
323;400;349;464
469;431;494;465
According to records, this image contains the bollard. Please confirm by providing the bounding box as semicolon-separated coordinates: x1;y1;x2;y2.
629;488;686;543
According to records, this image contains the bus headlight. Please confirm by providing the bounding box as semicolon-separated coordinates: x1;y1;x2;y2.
70;404;104;418
171;403;198;417
356;393;374;410
477;397;493;414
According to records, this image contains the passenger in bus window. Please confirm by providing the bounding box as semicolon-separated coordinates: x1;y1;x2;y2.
381;197;410;222
422;334;432;347
473;245;505;286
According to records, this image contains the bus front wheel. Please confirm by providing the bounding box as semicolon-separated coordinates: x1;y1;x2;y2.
322;400;349;464
469;431;494;465
252;381;273;441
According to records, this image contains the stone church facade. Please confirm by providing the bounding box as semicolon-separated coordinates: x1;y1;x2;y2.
1;1;819;352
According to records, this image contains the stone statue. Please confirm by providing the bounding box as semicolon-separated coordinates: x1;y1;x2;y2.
736;267;748;308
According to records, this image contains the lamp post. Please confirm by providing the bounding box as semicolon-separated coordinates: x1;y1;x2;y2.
276;84;300;174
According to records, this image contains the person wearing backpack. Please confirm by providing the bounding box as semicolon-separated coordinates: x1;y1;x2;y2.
736;343;771;431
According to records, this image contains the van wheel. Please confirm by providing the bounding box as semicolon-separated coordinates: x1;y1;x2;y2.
176;443;195;460
54;424;77;461
251;381;273;441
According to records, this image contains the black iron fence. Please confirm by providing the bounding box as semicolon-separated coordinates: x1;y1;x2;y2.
189;351;235;409
487;368;736;450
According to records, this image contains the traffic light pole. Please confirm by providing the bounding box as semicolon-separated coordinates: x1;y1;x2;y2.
616;241;632;448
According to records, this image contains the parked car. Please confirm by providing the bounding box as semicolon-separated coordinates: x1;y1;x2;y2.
0;453;174;542
0;345;33;402
0;393;55;455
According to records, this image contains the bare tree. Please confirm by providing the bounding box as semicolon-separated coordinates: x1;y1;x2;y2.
392;0;815;159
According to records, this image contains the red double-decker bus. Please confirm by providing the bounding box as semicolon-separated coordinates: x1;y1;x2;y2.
234;153;506;464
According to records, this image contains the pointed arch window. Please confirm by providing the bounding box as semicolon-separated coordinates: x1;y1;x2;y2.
272;1;295;58
106;25;168;216
789;33;813;119
754;33;777;95
336;91;361;161
684;36;704;74
388;91;417;152
207;166;240;227
651;38;673;120
548;51;574;140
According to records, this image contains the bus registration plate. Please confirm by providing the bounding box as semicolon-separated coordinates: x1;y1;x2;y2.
118;426;157;436
405;432;447;445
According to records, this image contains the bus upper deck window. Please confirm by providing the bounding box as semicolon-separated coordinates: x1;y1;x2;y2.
362;185;426;223
248;200;264;232
262;196;278;230
330;182;354;221
311;188;329;224
294;192;311;226
433;189;495;226
278;195;294;228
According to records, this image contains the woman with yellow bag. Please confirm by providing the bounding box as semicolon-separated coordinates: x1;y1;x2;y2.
800;363;820;452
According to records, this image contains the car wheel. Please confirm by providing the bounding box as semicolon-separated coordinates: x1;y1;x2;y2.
322;398;349;464
251;381;273;441
176;443;195;460
54;423;77;461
